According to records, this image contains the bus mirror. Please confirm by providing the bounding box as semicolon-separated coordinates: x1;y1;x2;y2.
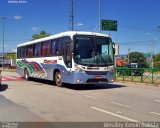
112;42;115;54
113;48;115;54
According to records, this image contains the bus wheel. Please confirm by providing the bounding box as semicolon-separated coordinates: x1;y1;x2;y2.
24;69;30;80
55;71;63;87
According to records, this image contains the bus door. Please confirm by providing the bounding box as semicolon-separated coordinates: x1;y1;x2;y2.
62;37;72;68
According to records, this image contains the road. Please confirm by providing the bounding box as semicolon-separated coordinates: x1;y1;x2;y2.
0;71;160;125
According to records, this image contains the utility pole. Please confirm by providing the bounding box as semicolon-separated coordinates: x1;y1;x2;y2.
99;0;101;33
69;0;74;31
0;16;6;70
151;42;154;68
128;48;131;64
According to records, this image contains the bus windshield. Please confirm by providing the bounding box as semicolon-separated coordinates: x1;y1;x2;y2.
73;35;114;66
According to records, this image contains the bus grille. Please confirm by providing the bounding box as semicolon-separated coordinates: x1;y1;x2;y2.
86;78;108;83
85;71;108;75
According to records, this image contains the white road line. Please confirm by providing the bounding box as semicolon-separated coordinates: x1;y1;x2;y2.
66;91;75;94
154;100;160;103
111;102;131;108
90;107;139;122
150;112;160;116
84;95;98;100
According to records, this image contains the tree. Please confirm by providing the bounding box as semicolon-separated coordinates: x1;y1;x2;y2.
128;52;146;64
153;53;160;68
32;31;51;40
154;53;160;62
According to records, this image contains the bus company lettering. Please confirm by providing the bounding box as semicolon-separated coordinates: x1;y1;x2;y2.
44;60;57;64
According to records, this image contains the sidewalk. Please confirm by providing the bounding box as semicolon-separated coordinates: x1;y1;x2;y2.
0;69;20;77
114;81;160;87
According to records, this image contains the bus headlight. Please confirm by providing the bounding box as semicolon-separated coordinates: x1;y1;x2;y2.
75;64;83;72
111;68;114;73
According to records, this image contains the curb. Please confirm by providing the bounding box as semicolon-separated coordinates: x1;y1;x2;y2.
114;81;160;87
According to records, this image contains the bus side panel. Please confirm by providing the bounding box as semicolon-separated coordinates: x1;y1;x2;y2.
16;65;25;77
41;64;67;81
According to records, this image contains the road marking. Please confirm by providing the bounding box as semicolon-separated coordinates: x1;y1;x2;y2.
154;100;160;103
2;78;7;81
150;112;160;116
90;107;139;122
84;95;98;100
111;102;131;108
2;76;24;81
5;76;17;79
66;91;75;94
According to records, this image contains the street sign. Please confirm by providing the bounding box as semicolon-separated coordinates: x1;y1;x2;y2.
101;20;117;31
6;53;16;59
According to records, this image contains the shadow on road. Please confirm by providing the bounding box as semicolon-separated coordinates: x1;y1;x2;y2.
63;83;126;91
0;84;8;92
29;78;126;90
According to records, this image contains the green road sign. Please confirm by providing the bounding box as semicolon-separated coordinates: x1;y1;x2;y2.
6;53;16;59
101;20;117;31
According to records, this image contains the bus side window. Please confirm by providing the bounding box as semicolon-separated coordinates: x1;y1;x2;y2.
41;42;46;56
57;39;62;55
18;47;22;58
51;39;61;56
27;45;34;58
42;41;51;57
34;43;41;57
22;46;27;58
46;41;51;56
51;39;56;56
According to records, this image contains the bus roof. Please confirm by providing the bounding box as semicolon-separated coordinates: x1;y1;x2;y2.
17;31;110;47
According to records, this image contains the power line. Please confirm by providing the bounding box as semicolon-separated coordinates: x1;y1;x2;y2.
119;24;158;32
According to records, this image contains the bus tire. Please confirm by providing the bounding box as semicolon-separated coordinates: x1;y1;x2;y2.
55;71;63;87
24;69;30;80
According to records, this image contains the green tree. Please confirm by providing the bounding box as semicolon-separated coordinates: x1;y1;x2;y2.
128;52;146;64
153;53;160;68
154;53;160;61
32;31;51;40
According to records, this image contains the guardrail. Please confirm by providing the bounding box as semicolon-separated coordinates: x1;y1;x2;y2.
114;67;160;85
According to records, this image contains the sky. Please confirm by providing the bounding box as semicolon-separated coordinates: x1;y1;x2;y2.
0;0;160;55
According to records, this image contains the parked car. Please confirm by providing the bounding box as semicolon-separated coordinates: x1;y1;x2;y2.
125;64;144;76
117;64;144;76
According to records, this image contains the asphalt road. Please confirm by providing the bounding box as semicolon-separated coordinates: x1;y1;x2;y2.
0;71;160;124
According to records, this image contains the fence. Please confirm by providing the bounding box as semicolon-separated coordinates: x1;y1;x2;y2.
114;67;160;85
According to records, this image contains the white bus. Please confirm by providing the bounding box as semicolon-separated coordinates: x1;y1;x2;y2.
16;31;115;87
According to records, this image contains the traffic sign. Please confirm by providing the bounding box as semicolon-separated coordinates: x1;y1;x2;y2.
6;53;16;59
101;20;117;31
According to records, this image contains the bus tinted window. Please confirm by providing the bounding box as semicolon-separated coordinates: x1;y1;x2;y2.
27;45;34;58
51;39;61;56
42;41;51;56
17;47;20;58
34;43;41;57
21;47;26;58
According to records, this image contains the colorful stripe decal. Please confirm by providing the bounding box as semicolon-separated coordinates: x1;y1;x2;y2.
16;59;47;78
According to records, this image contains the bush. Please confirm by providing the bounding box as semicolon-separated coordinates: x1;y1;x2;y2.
154;61;160;68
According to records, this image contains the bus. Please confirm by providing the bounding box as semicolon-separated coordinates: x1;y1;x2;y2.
16;31;115;87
